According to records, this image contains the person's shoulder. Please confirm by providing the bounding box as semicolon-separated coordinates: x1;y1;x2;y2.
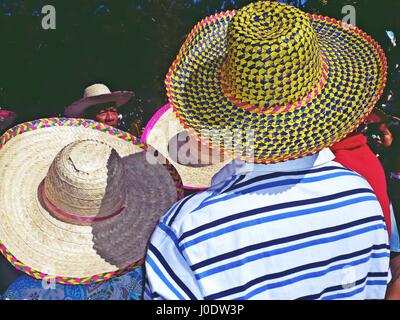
327;160;378;191
160;180;232;231
160;190;213;226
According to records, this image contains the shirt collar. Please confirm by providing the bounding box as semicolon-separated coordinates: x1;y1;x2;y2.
211;148;335;186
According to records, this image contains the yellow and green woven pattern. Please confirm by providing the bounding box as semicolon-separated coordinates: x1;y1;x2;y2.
166;1;387;164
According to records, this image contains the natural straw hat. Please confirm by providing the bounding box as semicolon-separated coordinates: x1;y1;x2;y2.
141;104;231;190
65;83;134;118
0;109;16;131
0;118;183;285
166;1;387;164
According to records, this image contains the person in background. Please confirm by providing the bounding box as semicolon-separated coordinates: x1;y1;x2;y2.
365;110;400;232
64;83;142;136
379;119;400;299
331;111;392;236
329;111;400;300
365;109;394;157
375;117;400;299
361;109;400;299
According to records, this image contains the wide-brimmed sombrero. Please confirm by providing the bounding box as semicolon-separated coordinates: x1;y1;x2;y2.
65;84;134;118
0;118;183;285
166;1;387;164
141;104;231;190
0;109;16;131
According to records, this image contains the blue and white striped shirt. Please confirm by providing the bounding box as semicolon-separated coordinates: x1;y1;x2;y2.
145;149;390;300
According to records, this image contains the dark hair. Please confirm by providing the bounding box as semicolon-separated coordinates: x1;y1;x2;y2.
388;119;400;172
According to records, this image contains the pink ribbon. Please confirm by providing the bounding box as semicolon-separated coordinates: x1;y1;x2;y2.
39;181;125;223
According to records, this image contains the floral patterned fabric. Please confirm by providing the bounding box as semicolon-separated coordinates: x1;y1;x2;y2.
0;267;144;300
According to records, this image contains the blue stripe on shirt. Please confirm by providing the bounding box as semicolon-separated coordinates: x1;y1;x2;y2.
192;171;361;213
299;277;366;300
196;224;386;280
224;166;353;193
146;255;186;300
366;280;389;286
191;175;242;211
148;244;198;300
209;252;389;300
226;174;247;191
206;245;388;300
163;193;197;226
321;287;366;300
181;196;378;251
181;188;375;243
296;272;389;300
159;222;184;256
191;215;384;271
228;252;390;300
145;156;389;300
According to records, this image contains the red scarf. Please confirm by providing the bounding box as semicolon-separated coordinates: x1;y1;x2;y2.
331;134;391;236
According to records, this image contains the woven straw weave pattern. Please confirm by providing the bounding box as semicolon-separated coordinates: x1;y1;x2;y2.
165;1;387;164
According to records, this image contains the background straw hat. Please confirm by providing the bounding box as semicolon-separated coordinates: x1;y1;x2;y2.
65;83;134;118
141;104;231;190
166;1;387;164
0;118;183;284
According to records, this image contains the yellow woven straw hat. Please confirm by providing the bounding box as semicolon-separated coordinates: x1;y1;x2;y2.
166;1;387;164
0;118;183;285
141;104;231;190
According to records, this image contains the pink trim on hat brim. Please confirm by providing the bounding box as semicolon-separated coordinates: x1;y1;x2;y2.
65;91;134;118
141;104;213;190
183;185;207;191
140;104;171;144
40;180;125;224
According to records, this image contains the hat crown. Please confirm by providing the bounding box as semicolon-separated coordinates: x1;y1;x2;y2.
43;140;126;224
83;84;112;98
69;140;112;173
222;1;324;112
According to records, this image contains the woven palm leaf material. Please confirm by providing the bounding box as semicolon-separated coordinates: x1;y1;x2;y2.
141;105;231;190
166;1;387;164
0;118;183;285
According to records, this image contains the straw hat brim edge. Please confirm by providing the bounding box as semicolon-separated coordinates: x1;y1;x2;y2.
65;91;134;118
0;118;184;285
141;105;231;189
